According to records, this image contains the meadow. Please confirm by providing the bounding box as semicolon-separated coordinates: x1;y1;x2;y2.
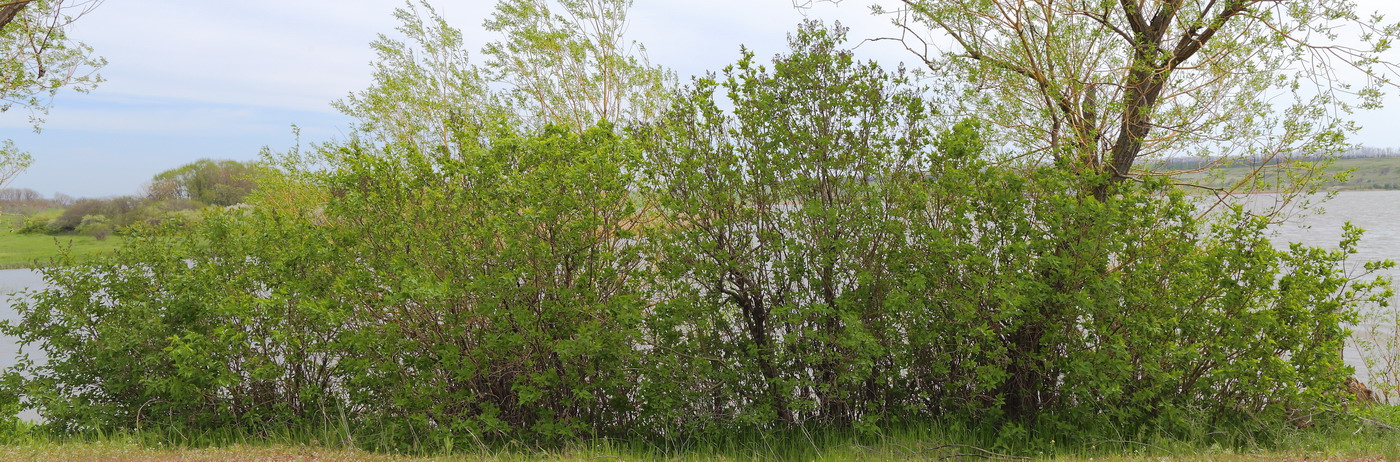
0;214;123;269
1169;157;1400;191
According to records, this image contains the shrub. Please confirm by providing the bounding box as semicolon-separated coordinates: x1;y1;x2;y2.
319;124;647;441
76;214;112;240
15;209;61;234
0;20;1390;450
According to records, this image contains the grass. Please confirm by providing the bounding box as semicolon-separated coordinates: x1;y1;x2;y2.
2;409;1398;461
0;213;123;269
1168;156;1400;192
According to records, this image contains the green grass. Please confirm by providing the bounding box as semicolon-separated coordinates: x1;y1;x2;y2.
3;409;1398;461
0;213;124;269
1168;156;1400;191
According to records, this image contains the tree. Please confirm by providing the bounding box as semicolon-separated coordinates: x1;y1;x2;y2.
483;0;674;131
0;141;25;188
145;159;266;207
334;0;673;158
0;0;104;190
840;0;1399;199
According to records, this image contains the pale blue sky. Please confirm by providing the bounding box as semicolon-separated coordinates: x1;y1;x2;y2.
3;0;1398;198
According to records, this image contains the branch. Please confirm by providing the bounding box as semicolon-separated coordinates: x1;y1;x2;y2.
1168;0;1252;68
0;0;29;30
1118;0;1149;38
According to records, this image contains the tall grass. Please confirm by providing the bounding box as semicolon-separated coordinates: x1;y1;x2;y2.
5;406;1398;461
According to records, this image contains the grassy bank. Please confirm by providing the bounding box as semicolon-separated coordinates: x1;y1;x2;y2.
0;214;123;269
1169;156;1400;191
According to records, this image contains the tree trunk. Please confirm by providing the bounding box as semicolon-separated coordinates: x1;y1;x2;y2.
0;1;30;31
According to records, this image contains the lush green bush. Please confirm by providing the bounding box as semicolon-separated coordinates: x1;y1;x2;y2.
1;205;344;433
318;124;648;441
0;21;1390;450
634;22;949;433
14;209;61;234
632;22;1394;435
75;214;111;240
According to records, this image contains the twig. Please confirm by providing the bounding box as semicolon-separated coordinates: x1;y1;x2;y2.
1356;415;1398;431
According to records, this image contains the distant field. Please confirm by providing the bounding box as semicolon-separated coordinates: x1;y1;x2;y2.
0;214;123;269
1167;156;1400;191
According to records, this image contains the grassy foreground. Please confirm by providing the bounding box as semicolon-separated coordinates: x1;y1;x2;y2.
0;214;123;269
2;414;1398;461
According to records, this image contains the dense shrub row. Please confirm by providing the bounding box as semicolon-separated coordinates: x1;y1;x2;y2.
1;24;1391;447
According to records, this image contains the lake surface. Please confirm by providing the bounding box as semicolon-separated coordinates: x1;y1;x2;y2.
0;268;44;363
0;190;1397;387
1235;191;1400;385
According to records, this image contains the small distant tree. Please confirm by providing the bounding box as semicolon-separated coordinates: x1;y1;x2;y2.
146;159;265;207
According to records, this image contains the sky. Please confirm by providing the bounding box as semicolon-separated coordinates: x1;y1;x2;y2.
2;0;1399;198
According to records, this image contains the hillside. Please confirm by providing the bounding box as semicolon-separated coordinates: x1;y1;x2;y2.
1166;156;1400;191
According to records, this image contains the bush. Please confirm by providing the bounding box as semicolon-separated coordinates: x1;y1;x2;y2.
15;209;61;234
0;21;1390;449
2;124;649;443
76;214;112;240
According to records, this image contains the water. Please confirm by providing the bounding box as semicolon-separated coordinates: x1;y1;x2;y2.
1234;191;1400;387
0;191;1396;394
0;268;44;363
0;268;46;422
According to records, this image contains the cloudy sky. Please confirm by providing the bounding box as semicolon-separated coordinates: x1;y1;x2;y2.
3;0;1399;198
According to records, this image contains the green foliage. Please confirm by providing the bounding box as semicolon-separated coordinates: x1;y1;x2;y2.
335;0;673;156
332;0;500;154
874;0;1400;200
634;22;1393;434
15;208;61;235
0;15;1391;455
2;123;650;444
635;21;945;433
320;123;648;442
2;206;343;433
0;212;122;269
74;214;110;240
483;0;674;130
146;159;267;207
0;0;105;190
0;0;104;127
0;141;30;191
